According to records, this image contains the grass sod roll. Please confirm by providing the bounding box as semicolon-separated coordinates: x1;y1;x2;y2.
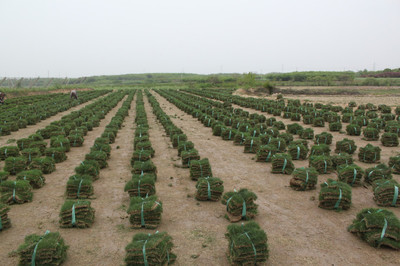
29;133;44;142
190;158;212;180
101;131;116;143
346;124;362;136
372;179;400;207
195;177;224;201
221;128;237;141
181;149;200;167
271;153;295;174
68;134;84;147
309;155;334;174
29;157;56;174
20;148;41;163
363;127;380;141
288;143;308;160
381;132;399;147
16;170;45;189
17;138;33;151
290;167;318;191
90;143;111;159
45;147;67;163
0;146;20;160
319;179;352;211
171;134;187;148
365;164;392;184
389;155;400;174
335;138;357;154
0;203;11;231
256;145;278;162
0;180;33;204
0;171;9;183
337;164;364;187
50;136;70;152
4;156;27;175
177;141;194;156
268;137;287;153
85;151;108;169
133;135;150;147
135;141;155;157
329;122;342;132
331;153;353;169
17;231;68;265
358;144;381;163
221;189;258;222
66;175;94;199
132;160;157;177
348;208;400;249
299;128;314;140
124;231;176;265
233;132;248;146
286;123;303;135
314;132;333;145
75;160;100;180
127;195;163;229
131;150;152;166
124;174;156;198
225;221;269;265
59;200;95;228
28;141;47;154
243;137;261;153
310;144;330;156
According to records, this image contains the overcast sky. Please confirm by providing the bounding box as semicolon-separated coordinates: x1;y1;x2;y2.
1;0;399;78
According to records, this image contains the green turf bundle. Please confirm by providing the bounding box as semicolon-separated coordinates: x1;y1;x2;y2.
243;137;261;153
93;137;111;146
309;155;333;174
381;132;399;147
20;148;41;163
314;132;333;145
389;155;400;174
221;127;236;141
290;167;318;191
59;200;95;228
85;151;108;169
132;160;157;176
331;153;353;168
313;117;325;127
385;121;400;136
45;147;67;163
233;132;247;145
348;208;400;249
303;115;314;124
127;195;163;229
171;134;187;148
358;144;381;163
278;132;293;144
365;164;392;184
66;175;94;199
135;141;155;157
0;180;33;204
0;124;11;136
286;123;303;135
319;179;352;211
189;158;212;180
342;113;354;123
124;231;176;265
299;128;314;139
75;160;100;180
102;131;116;143
256;145;277;162
124;174;156;198
29;133;44;141
29;157;56;174
222;189;258;222
29;141;47;154
50;136;70;152
4;156;27;175
68;134;84;147
225;221;269;265
272;121;285;130
337;164;364;187
362;127;380;141
195;176;224;201
177;141;194;157
134;135;149;147
310;144;330;156
287;143;308;160
0;171;9;183
372;179;400;207
335;138;357;154
265;127;280;137
271;153;294;174
329;121;342;132
17;138;33;151
181;149;200;167
212;123;224;136
135;127;149;137
90;143;111;158
131;150;152;166
268;137;287;153
17;231;68;265
16;170;45;189
0;146;20;160
346;124;361;136
0;203;11;231
290;113;301;121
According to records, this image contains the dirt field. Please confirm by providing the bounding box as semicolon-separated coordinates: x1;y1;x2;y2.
0;90;399;265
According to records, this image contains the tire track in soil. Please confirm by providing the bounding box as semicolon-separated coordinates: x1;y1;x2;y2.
0;94;109;147
143;94;228;266
151;91;400;266
0;95;127;266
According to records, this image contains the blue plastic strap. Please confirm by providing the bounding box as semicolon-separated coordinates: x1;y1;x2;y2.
334;189;342;209
282;159;287;173
380;218;388;242
228;130;232;140
12;181;16;202
77;179;83;197
250;139;254;152
142;234;150;266
72;204;76;226
31;230;50;266
141;200;145;226
392;185;399;206
296;146;300;160
303;170;309;189
351;168;357;186
266;151;271;162
138;179;141;196
242;201;246;218
243;231;257;262
324;160;327;173
0;215;2;230
207;181;211;200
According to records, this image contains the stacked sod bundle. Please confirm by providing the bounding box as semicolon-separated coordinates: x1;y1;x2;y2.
17;231;68;265
59;200;95;228
0;180;33;204
4;156;27;175
0;203;11;231
358;144;381;163
381;132;399;147
389;155;400;174
269;137;287;152
290;167;318;191
363;127;380;141
271;153;294;174
0;171;8;183
181;149;200;167
0;146;20;160
195;177;224;201
66;175;94;199
288;143;308;160
310;144;330;156
45;147;67;163
68;133;84;147
135;141;155;157
225;221;269;265
319;179;352;211
132;160;157;177
372;179;400;207
337;164;364;187
315;132;333;145
222;189;258;222
348;208;400;249
256;145;277;162
335;138;357;154
29;157;56;174
309;155;333;174
75;160;100;180
346;124;361;136
221;128;237;141
131;150;152;165
124;232;176;265
300;128;314;139
331;153;353;168
17;138;33;151
171;134;187;148
365;164;392;184
85;151;108;169
127;195;163;229
329;122;342;132
177;141;194;156
124;174;156;197
233;132;247;145
16;170;45;188
50;136;71;152
243;137;260;153
190;158;212;180
90;142;111;159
